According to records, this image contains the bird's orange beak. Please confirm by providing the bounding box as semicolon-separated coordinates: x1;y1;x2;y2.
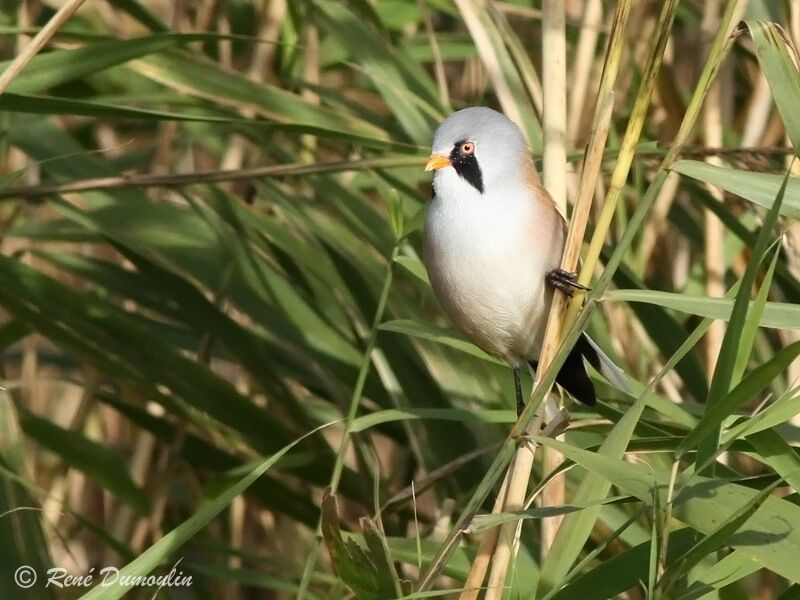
425;154;451;172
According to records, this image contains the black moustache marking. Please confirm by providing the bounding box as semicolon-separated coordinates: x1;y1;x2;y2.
449;140;484;194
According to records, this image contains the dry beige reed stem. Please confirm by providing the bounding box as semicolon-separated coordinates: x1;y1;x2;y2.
460;411;567;600
701;0;728;379
561;0;683;334
485;2;544;120
536;87;614;536
537;0;569;562
483;1;629;589
0;0;87;95
483;427;539;598
541;0;568;213
567;0;604;145
741;73;773;146
485;0;570;588
458;470;512;600
453;0;528;141
1;146;790;202
423;1;451;108
484;18;624;600
0;156;426;201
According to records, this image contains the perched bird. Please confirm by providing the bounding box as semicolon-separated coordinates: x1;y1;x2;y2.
423;106;617;414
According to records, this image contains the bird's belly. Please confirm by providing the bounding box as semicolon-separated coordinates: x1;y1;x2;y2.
424;215;556;364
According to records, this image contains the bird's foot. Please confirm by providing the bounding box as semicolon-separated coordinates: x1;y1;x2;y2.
546;268;590;297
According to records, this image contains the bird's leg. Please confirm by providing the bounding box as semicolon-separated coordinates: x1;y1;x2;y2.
546;268;590;297
514;366;524;417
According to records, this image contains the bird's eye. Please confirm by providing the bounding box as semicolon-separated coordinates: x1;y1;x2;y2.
459;141;475;155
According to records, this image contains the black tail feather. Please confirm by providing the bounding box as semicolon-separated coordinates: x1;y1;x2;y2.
529;333;599;405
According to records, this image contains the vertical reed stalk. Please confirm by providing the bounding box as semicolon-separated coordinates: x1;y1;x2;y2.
537;0;569;564
701;0;727;379
483;3;631;594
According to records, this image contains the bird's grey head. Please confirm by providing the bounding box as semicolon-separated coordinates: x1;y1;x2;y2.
426;107;529;196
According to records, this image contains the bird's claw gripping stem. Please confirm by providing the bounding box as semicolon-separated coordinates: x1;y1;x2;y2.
546;268;590;297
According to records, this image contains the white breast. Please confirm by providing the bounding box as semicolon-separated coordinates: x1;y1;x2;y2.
423;174;564;365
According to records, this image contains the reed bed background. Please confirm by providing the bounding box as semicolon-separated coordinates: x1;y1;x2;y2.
1;0;800;598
